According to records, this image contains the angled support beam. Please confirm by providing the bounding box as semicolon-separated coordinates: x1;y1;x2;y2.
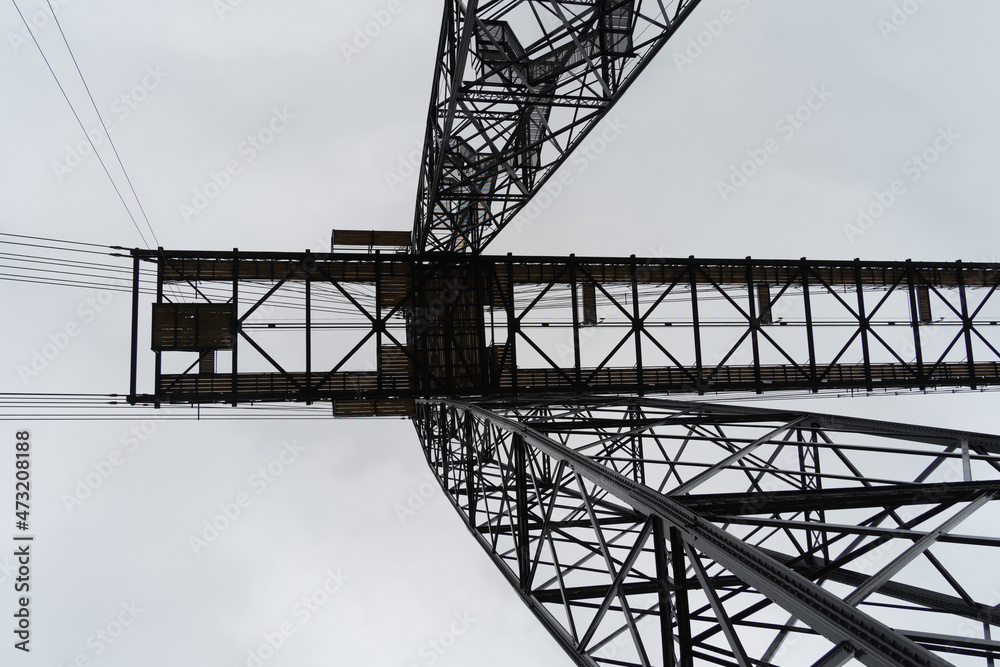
669;417;805;495
844;494;992;607
684;543;752;667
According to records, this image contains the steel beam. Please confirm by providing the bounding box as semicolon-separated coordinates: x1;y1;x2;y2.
129;251;1000;412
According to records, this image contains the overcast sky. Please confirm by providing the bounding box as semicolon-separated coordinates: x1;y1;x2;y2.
2;1;1000;666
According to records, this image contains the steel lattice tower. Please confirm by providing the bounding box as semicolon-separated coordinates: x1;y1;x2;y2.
127;2;1000;665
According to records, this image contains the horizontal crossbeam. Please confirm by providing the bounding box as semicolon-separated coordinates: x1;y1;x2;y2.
130;250;1000;413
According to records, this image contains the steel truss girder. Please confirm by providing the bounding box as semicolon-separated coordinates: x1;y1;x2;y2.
413;0;703;253
131;250;1000;410
414;396;1000;666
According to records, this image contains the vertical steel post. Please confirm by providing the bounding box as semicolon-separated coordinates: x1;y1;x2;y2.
154;248;164;409
129;251;140;403
231;248;239;405
570;256;582;386
305;250;312;404
745;257;762;394
688;257;703;393
374;250;382;395
670;527;693;667
514;432;531;590
801;258;818;391
906;260;927;389
631;255;644;394
854;259;874;391
957;260;977;388
654;518;677;667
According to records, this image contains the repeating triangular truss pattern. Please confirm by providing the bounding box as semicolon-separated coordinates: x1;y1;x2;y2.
413;0;703;253
414;396;1000;666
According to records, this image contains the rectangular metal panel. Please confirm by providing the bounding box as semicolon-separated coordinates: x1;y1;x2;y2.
332;229;411;248
582;283;598;325
331;398;415;417
917;285;933;324
151;303;234;351
757;284;772;325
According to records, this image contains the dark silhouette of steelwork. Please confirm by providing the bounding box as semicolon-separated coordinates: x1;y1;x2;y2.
128;247;1000;664
130;250;1000;411
413;0;702;253
126;1;1000;664
413;397;1000;666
